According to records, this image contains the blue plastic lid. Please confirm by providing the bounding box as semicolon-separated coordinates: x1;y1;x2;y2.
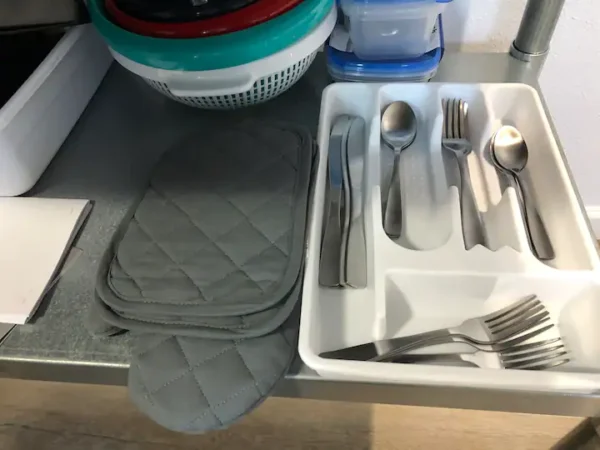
327;46;442;77
327;15;444;79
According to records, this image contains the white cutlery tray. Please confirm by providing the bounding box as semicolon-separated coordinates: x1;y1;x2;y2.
299;83;600;392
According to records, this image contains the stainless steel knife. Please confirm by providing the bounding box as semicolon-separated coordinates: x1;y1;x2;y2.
319;117;352;287
344;117;367;289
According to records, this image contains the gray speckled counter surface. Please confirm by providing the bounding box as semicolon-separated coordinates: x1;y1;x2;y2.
0;60;327;385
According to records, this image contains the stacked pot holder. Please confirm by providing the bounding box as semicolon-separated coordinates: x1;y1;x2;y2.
88;122;314;433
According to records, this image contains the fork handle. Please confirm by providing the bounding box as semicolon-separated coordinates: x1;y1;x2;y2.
369;332;463;362
321;329;454;361
456;155;486;250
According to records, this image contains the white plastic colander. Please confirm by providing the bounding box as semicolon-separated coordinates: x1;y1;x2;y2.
110;6;336;109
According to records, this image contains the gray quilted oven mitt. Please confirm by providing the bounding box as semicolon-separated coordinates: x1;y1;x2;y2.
128;306;300;434
88;122;315;433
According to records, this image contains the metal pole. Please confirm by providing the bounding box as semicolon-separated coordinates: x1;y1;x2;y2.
510;0;566;62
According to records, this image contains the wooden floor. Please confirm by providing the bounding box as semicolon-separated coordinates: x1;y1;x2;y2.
0;378;588;449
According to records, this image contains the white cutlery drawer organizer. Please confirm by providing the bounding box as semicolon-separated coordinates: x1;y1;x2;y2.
299;83;600;392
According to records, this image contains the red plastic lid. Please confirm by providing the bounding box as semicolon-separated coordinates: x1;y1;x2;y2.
112;0;258;23
105;0;304;38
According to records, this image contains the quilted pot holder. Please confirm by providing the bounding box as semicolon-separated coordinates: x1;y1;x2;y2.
91;122;314;337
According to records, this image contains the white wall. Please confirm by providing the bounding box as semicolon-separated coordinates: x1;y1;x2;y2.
443;0;600;232
443;0;526;52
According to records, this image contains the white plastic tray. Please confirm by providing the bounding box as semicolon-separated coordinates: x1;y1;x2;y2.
0;25;112;197
299;83;600;393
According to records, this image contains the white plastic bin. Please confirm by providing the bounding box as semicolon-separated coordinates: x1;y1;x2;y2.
340;0;452;60
0;25;112;197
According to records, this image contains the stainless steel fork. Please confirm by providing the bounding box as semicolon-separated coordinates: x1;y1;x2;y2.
442;98;486;250
320;295;551;361
389;338;570;370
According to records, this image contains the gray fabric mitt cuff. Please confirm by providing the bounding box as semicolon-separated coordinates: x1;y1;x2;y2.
128;307;300;433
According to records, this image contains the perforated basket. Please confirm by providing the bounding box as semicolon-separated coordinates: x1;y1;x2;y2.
143;53;317;109
110;7;335;109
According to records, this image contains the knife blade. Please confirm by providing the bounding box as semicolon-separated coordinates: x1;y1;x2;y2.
319;117;352;287
339;118;352;287
320;340;399;361
344;117;367;289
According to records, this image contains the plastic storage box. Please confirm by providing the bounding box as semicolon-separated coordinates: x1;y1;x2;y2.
326;16;443;82
0;25;112;196
340;0;452;60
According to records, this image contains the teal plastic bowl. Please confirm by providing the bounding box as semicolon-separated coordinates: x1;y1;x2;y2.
89;0;333;71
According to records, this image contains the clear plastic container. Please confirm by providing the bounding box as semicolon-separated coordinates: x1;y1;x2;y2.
340;0;452;60
326;15;443;82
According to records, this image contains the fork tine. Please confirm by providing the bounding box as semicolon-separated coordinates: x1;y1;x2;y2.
491;311;551;339
447;98;453;139
487;304;547;337
442;99;449;139
487;302;545;330
490;313;550;342
456;99;462;138
448;98;457;139
494;328;557;351
513;358;570;371
441;99;445;139
459;99;468;140
453;98;461;139
504;350;568;366
446;98;453;139
484;295;538;323
501;343;565;361
453;99;460;139
503;349;569;370
448;99;453;138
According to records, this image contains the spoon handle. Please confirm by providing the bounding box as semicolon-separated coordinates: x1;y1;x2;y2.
456;155;486;250
513;174;555;261
384;151;403;238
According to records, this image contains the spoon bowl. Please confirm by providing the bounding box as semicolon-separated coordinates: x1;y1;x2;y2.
491;125;528;174
381;101;418;151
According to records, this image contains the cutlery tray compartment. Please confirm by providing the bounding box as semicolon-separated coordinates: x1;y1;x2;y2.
299;83;600;392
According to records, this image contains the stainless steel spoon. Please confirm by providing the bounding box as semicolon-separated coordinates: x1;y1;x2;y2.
381;101;417;238
491;125;554;261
